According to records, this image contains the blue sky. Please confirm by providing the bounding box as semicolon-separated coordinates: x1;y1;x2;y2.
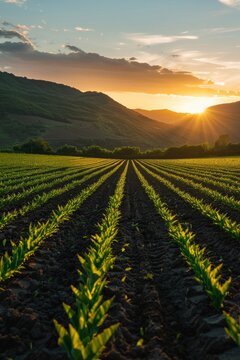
0;0;240;112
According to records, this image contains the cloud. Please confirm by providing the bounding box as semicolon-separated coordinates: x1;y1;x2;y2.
65;44;85;53
195;56;240;70
2;0;26;5
0;28;238;97
75;26;93;32
0;41;33;53
127;33;198;45
15;24;30;32
208;26;240;33
0;28;31;44
218;0;240;7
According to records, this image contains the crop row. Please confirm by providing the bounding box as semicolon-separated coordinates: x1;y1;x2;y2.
147;161;239;195
133;162;231;309
155;158;240;173
143;161;240;210
54;162;128;359
138;162;240;241
0;153;110;168
0;160;118;210
0;162;123;283
151;161;240;183
0;168;47;185
0;167;79;196
0;167;71;190
0;160;115;195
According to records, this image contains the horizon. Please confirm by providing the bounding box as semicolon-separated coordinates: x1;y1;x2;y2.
0;0;240;113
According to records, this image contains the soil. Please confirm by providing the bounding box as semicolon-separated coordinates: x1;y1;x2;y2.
0;161;239;359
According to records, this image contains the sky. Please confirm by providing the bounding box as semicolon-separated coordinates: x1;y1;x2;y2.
0;0;240;113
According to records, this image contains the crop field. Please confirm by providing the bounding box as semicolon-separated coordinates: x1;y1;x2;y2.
0;153;239;360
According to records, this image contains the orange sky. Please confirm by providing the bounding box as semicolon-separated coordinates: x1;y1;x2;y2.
106;92;240;113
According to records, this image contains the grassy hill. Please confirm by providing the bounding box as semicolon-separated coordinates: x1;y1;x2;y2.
0;72;186;149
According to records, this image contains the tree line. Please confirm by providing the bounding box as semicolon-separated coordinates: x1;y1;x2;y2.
5;134;240;159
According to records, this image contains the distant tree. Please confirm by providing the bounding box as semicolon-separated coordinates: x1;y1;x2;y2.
112;146;140;158
163;144;208;159
164;146;179;158
143;148;164;159
13;138;53;154
82;145;110;157
56;144;79;156
215;134;230;148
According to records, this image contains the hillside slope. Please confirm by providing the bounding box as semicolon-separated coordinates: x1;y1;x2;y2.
134;109;188;124
0;72;185;149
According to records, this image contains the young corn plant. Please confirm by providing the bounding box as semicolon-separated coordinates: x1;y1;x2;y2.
133;161;231;310
0;162;123;283
54;162;128;360
224;312;240;346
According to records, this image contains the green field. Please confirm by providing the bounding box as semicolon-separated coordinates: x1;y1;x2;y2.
0;153;239;359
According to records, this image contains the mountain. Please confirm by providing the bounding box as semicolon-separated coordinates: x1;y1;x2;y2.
0;72;185;149
135;103;240;144
134;109;188;124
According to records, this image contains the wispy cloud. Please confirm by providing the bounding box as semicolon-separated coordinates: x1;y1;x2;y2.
195;56;240;70
208;26;240;33
15;24;30;31
65;44;85;53
2;0;26;5
218;0;240;8
126;33;198;45
0;28;34;48
75;26;93;32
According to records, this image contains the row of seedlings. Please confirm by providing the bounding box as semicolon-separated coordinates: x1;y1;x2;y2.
133;162;231;310
54;162;128;359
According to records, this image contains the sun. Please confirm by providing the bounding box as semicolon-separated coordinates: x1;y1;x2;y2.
185;98;213;114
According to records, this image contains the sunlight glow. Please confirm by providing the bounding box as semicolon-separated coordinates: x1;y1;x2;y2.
106;92;240;113
184;98;213;114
